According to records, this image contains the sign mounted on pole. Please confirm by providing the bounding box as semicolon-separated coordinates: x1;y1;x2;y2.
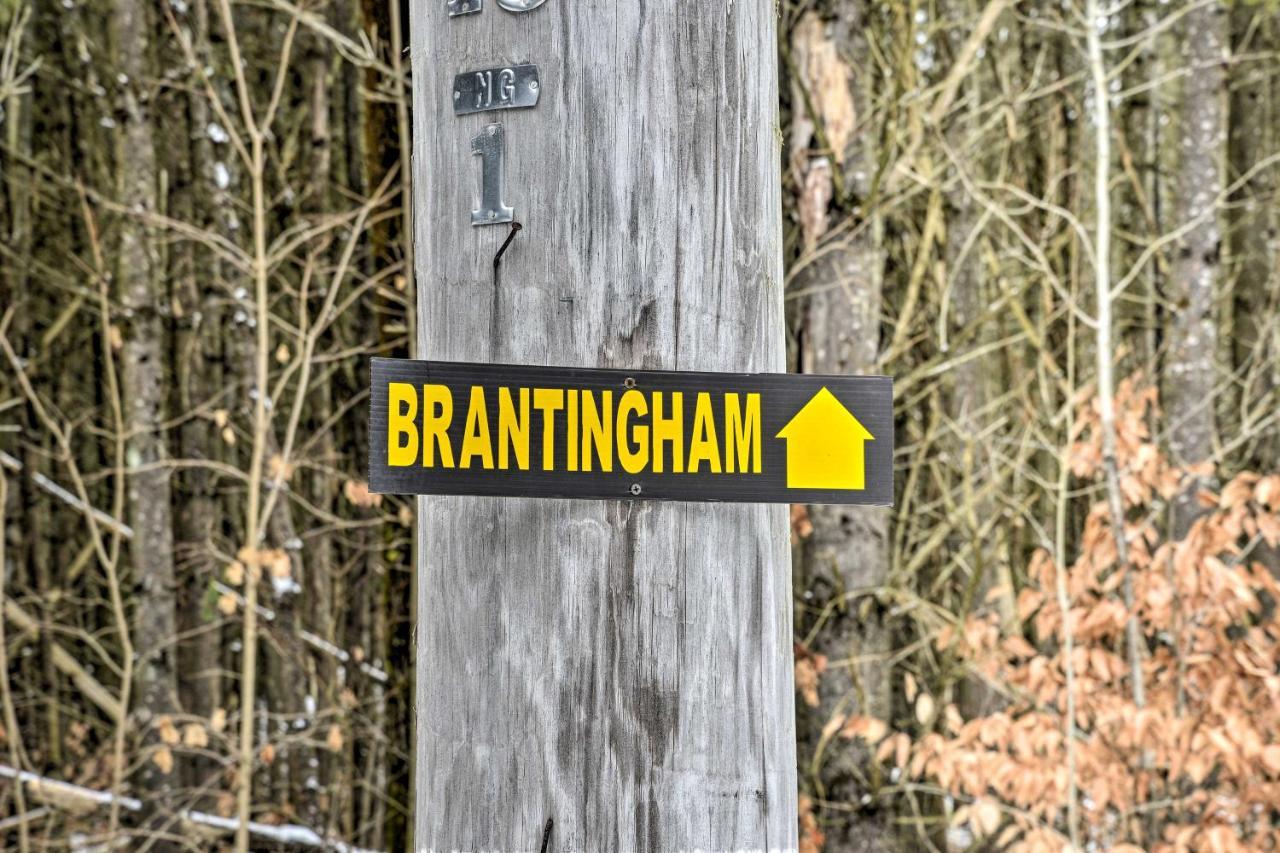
369;358;893;505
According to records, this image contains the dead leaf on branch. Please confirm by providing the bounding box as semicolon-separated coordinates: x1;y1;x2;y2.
183;723;208;749
216;593;238;616
237;546;290;580
790;503;813;541
969;799;1001;837
798;794;826;853
266;549;291;579
325;725;344;753
269;453;295;483
914;693;935;726
344;479;382;508
156;715;180;746
152;746;173;775
839;715;888;744
795;658;822;708
793;641;829;708
1255;474;1280;510
210;708;227;733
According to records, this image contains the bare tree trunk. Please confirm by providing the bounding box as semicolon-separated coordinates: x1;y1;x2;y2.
794;243;891;852
1163;2;1226;537
941;3;1014;720
108;0;179;835
170;3;226;806
789;4;894;848
1228;8;1279;472
1227;8;1280;574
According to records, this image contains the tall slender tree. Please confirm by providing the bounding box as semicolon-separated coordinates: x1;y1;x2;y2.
1164;2;1227;537
108;0;179;835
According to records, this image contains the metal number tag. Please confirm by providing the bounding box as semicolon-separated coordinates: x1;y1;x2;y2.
471;123;514;226
453;65;540;115
496;0;547;10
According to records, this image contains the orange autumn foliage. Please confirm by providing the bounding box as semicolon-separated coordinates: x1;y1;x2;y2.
883;379;1280;851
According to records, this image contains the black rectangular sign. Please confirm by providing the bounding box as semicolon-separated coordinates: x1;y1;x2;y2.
369;358;893;505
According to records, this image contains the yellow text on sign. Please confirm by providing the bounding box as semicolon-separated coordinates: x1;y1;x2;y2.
776;387;874;490
387;384;763;476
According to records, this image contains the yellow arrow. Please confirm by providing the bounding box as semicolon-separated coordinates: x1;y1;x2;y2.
776;387;874;490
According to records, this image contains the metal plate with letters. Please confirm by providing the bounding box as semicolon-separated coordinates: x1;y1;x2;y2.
453;64;540;115
446;0;481;16
369;358;894;505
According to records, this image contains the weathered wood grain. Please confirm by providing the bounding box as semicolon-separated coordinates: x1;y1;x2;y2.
409;0;797;849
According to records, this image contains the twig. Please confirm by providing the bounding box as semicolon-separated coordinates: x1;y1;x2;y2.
0;472;31;852
2;598;124;722
0;765;381;853
0;450;134;540
1086;0;1145;716
212;582;389;684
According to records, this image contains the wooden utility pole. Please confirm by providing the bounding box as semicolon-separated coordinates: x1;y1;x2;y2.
408;2;797;849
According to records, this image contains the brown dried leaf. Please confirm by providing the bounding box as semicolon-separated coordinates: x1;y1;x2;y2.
1255;475;1280;510
798;793;826;853
839;715;888;744
795;658;821;708
264;548;291;579
971;799;1001;837
211;708;228;733
344;479;383;508
914;693;935;726
183;723;209;749
157;715;180;746
259;743;276;766
269;454;295;483
153;746;174;775
325;725;344;753
1258;512;1280;549
225;560;245;586
1262;745;1280;776
216;593;238;616
790;503;813;540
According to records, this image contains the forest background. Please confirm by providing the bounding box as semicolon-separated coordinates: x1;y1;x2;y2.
2;0;1280;850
